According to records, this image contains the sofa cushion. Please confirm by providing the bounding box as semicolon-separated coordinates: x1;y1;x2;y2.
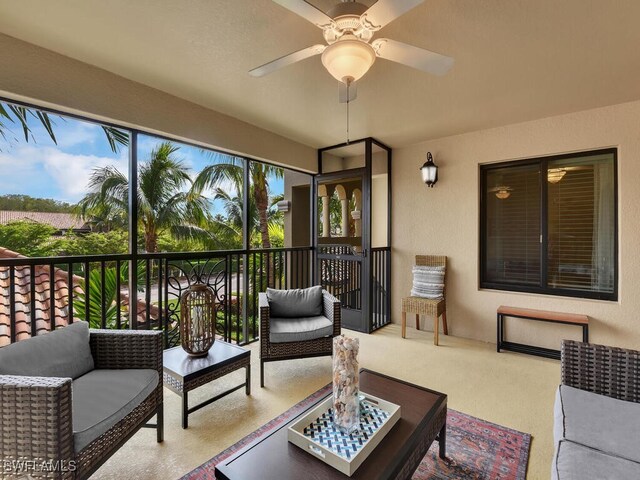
72;368;159;452
555;385;640;463
266;286;323;318
0;321;94;379
269;315;333;343
552;439;640;480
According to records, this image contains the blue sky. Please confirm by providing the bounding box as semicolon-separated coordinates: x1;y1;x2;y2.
0;104;284;213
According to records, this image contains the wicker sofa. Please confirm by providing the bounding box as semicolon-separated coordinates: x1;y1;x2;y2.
553;340;640;479
259;286;341;387
0;322;163;479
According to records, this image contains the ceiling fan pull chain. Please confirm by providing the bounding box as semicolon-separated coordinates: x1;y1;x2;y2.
346;80;350;145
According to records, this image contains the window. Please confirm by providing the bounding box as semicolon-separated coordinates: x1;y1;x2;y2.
480;149;617;300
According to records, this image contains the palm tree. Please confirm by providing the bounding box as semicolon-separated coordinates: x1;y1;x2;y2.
0;101;128;152
209;187;284;249
193;156;283;249
78;141;211;252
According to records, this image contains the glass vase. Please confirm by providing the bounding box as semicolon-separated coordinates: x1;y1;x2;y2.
332;335;360;435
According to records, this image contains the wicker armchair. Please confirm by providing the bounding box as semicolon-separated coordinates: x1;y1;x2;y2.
259;290;341;387
552;340;640;479
561;339;640;402
0;329;163;479
401;255;448;345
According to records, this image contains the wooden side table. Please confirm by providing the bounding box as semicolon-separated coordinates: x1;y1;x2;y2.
163;341;251;428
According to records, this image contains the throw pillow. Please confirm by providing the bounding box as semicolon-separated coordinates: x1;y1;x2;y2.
411;265;445;299
266;285;323;318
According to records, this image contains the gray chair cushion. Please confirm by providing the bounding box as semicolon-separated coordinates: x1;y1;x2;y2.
266;286;323;318
555;385;640;463
72;368;158;452
552;439;640;480
269;315;333;343
0;321;94;379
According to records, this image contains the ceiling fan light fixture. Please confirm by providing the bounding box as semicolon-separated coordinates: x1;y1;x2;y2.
547;168;567;184
495;188;511;200
321;37;376;83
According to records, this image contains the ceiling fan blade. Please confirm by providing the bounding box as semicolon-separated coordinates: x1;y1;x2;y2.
249;44;326;77
339;82;357;103
271;0;335;29
372;38;454;76
361;0;424;31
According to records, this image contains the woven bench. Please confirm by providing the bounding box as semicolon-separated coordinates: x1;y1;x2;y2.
497;306;589;360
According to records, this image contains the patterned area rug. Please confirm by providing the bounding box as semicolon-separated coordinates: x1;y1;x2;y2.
182;385;531;480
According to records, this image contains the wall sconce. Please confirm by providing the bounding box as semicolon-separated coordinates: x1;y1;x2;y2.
276;200;291;212
420;152;438;187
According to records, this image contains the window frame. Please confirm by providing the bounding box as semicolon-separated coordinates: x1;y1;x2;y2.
479;148;618;301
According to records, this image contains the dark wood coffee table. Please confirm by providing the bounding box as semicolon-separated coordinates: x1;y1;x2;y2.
216;369;447;480
163;341;250;429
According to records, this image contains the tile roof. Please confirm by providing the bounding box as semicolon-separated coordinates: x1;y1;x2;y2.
0;247;158;346
0;210;89;231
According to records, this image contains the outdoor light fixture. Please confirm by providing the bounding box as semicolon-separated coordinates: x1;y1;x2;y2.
321;35;376;84
420;152;438;187
547;168;567;184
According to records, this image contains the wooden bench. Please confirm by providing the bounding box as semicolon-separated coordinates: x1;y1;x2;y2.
497;305;589;360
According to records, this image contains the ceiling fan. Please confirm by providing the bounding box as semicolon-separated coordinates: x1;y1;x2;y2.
250;0;454;101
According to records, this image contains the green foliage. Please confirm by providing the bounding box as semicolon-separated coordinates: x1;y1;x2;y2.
193;155;285;250
267;223;284;248
78;141;213;252
0;194;74;213
73;267;125;328
0;102;58;147
0;101;128;153
0;221;60;256
57;230;129;256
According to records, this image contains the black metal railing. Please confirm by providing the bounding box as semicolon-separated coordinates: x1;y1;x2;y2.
0;246;392;346
371;247;391;331
0;247;313;348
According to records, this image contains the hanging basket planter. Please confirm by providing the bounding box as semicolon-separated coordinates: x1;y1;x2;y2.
180;284;216;357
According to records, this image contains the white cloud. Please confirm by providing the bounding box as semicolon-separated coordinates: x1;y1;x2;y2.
54;120;104;149
0;144;128;203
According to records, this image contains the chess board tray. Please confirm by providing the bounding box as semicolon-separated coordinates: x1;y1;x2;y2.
287;392;401;476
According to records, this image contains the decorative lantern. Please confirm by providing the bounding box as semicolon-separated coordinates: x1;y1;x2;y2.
180;284;216;357
420;152;438;187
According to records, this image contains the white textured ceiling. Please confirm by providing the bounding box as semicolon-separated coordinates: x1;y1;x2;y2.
1;0;640;149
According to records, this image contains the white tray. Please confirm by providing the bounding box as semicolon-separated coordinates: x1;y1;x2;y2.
287;392;401;476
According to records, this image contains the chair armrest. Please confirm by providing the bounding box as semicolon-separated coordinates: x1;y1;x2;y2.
0;375;74;469
90;329;162;373
322;290;341;337
259;293;271;346
561;340;640;403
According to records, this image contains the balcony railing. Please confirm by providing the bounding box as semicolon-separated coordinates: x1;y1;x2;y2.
0;247;313;348
0;246;391;347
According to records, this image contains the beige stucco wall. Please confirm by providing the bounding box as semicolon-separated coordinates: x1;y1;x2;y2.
392;100;640;350
0;33;315;171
